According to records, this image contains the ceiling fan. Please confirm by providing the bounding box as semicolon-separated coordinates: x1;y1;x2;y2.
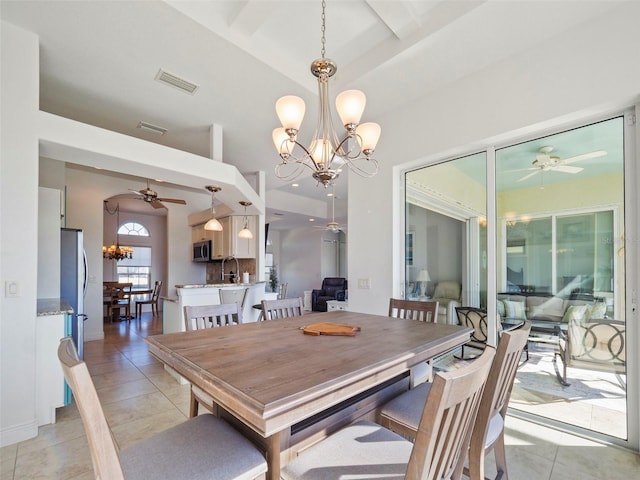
315;191;346;233
129;179;187;209
517;146;607;183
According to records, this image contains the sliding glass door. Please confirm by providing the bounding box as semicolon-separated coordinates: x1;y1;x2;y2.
496;116;627;440
403;113;634;447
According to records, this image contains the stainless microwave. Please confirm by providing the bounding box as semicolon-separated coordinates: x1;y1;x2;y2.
192;240;212;262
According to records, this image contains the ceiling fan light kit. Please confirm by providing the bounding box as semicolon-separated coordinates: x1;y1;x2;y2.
272;0;381;188
516;145;607;183
129;179;187;209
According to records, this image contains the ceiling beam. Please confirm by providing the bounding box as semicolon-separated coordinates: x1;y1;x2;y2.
365;0;421;40
228;0;273;37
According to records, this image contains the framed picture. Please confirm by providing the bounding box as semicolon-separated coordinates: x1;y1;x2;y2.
405;232;414;266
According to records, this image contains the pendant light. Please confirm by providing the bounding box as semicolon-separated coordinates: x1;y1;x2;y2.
204;186;223;231
238;201;253;239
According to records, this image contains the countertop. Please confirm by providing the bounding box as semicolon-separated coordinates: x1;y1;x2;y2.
176;281;266;289
37;298;73;316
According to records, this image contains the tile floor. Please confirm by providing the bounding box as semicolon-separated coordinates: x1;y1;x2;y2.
2;313;638;479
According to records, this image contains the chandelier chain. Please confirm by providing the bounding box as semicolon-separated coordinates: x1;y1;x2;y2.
320;0;326;58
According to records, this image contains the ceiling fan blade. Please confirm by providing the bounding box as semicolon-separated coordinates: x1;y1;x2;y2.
157;198;186;205
553;165;583;174
561;150;607;165
128;189;145;197
517;170;540;182
150;200;166;209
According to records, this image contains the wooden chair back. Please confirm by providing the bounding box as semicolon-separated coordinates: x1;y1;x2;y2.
405;347;495;480
58;337;125;480
151;280;163;300
389;298;439;323
466;321;531;480
278;282;288;300
184;303;243;331
261;297;304;320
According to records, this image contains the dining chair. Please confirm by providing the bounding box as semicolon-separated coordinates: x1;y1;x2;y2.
183;303;243;417
219;287;248;324
389;298;439;322
261;297;304;320
388;298;439;386
57;337;267;480
251;282;289;320
108;282;133;322
281;347;495;480
184;303;243;330
378;321;531;480
135;280;162;319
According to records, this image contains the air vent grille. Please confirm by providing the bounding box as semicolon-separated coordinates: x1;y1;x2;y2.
137;121;167;135
155;69;199;94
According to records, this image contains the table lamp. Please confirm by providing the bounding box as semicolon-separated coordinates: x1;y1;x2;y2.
416;269;431;297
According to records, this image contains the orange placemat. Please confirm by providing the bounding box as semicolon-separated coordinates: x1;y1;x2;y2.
303;322;361;336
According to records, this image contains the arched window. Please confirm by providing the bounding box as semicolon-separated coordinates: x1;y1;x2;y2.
118;222;149;236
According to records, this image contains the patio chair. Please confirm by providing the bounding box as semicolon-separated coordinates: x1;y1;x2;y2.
554;317;625;386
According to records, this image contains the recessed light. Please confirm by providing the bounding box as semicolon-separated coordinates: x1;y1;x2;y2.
292;183;299;188
309;218;315;222
327;192;334;197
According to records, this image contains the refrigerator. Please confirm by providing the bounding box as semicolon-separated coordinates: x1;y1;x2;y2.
60;228;88;359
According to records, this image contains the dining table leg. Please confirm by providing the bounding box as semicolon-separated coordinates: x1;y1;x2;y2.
265;429;289;480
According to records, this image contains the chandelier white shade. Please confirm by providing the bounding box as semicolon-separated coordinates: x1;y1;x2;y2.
272;0;381;188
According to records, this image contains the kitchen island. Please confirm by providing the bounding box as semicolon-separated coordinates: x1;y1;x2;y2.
162;282;277;334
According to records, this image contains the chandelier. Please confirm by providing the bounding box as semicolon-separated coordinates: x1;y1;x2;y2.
103;202;133;261
272;0;381;188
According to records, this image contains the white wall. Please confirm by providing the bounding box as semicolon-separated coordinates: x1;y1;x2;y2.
0;21;40;446
279;227;325;301
347;2;640;316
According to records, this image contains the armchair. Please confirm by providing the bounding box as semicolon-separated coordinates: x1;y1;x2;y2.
311;277;347;312
432;280;462;324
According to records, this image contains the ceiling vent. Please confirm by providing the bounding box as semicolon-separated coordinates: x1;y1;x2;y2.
137;121;167;135
155;69;199;94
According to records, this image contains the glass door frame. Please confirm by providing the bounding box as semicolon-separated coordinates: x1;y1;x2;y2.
396;106;639;451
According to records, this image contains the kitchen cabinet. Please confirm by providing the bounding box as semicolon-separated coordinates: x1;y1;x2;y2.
192;223;214;243
211;216;257;259
193;215;257;259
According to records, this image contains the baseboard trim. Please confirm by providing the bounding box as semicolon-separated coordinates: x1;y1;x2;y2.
84;331;105;342
0;418;38;447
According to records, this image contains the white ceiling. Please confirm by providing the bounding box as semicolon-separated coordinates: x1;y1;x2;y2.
1;0;624;229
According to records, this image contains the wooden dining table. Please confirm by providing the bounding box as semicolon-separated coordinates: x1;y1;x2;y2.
145;310;471;480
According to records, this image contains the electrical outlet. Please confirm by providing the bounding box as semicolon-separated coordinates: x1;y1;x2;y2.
5;281;19;297
357;278;371;289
